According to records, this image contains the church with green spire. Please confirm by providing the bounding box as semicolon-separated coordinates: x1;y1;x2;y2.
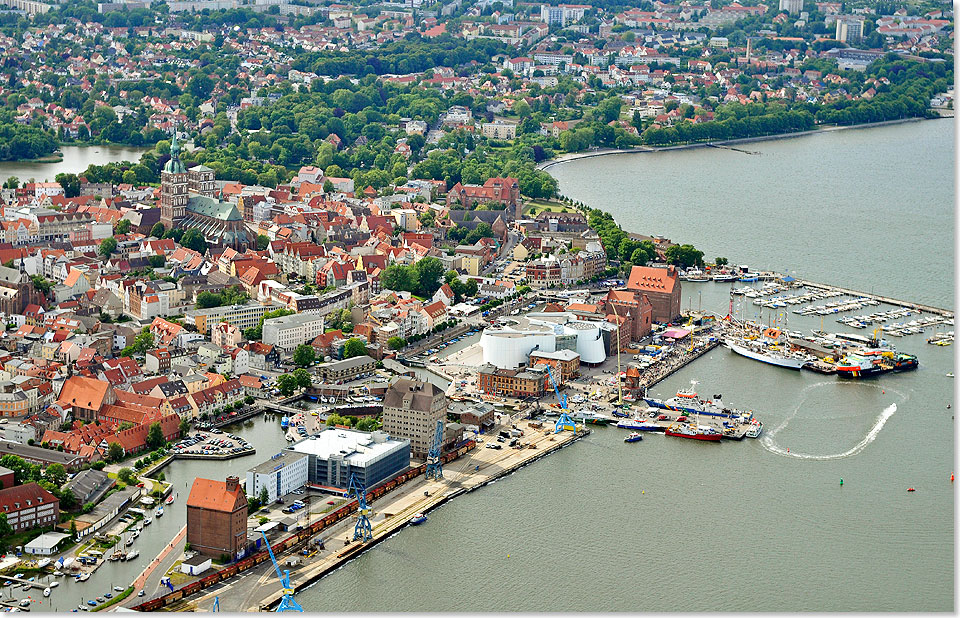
160;132;253;249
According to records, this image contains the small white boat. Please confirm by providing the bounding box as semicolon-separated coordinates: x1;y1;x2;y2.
36;559;51;569
78;573;90;582
42;587;50;597
49;582;59;588
126;550;139;561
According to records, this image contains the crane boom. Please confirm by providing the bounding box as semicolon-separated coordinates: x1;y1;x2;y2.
260;531;303;612
425;419;444;480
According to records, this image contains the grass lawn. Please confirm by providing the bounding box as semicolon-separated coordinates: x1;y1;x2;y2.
523;200;575;216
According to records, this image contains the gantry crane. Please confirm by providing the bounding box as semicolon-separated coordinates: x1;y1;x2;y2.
546;365;576;433
260;531;303;612
345;474;373;542
425;419;444;481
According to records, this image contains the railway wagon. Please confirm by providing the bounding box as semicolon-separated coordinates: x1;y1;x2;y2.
181;580;203;596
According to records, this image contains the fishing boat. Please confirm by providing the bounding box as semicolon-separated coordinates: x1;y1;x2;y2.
156;506;163;518
665;422;722;442
410;513;428;525
624;432;643;443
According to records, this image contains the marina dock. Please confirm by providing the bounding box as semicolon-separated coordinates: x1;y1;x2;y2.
797;280;953;318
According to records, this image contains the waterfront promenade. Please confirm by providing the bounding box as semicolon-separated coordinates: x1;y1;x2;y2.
122;525;187;608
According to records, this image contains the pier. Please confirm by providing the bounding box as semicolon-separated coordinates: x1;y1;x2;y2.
0;576;46;590
797;279;953;317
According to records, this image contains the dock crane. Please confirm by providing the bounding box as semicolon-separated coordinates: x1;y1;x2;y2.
259;531;303;612
546;365;576;433
345;474;373;542
425;419;444;481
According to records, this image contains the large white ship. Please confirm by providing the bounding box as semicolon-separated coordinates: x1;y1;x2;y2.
724;339;810;370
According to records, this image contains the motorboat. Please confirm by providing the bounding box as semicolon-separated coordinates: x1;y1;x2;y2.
624;432;643;443
410;513;428;525
42;588;50;598
49;582;59;588
143;518;152;526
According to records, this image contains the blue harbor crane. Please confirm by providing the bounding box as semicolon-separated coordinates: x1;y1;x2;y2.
425;419;444;481
546;365;575;433
260;531;303;612
345;474;373;542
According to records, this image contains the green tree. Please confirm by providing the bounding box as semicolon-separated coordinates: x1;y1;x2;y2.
115;219;132;235
107;442;124;463
178;417;191;435
292;368;312;390
275;373;297;397
145;422;165;450
181;229;208;254
293;344;315;367
54;173;81;198
98;237;118;258
413;256;445;297
0;513;11;537
258;486;269;507
45;463;67;486
343;338;368;359
715;257;728;266
150;222;166;238
256;234;270;251
117;467;136;485
387;336;407;350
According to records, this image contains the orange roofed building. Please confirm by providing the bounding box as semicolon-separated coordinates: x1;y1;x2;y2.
186;476;248;560
624;265;681;323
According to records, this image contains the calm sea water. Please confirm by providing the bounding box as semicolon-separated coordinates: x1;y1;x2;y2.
0;145;149;184
549;119;955;309
294;121;955;612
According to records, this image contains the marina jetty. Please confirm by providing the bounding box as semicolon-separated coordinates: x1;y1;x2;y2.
796;279;953;318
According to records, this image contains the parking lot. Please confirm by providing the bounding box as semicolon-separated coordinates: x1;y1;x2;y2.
171;428;255;456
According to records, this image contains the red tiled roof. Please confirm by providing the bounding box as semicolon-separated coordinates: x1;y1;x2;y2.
626;265;678;294
187;478;246;513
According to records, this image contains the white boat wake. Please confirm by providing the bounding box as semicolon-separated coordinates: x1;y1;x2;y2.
761;403;897;460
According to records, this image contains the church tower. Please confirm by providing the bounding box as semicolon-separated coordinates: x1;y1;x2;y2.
160;132;188;229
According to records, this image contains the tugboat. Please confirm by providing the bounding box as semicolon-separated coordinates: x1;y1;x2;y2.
410;513;428;525
836;350;918;378
624;432;643;443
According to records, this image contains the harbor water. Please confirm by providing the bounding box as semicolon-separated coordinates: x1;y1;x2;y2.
292;120;955;612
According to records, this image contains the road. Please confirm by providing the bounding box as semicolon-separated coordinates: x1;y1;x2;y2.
120;526;187;608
